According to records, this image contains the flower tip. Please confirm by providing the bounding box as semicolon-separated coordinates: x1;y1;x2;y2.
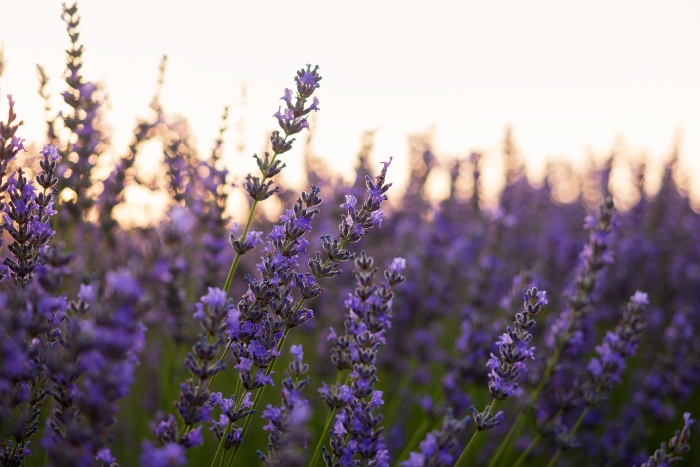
683;412;695;428
630;290;649;306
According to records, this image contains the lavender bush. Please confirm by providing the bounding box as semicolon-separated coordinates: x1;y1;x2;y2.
0;4;697;467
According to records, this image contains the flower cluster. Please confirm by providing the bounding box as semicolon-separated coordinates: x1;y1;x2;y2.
257;344;311;466
44;271;145;466
639;412;694;467
582;291;648;405
153;287;233;451
228;186;323;389
400;411;471;467
546;195;616;353
57;3;107;219
320;254;405;467
487;287;548;400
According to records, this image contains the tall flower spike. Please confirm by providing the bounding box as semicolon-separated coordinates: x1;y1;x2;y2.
0;94;27;209
322;255;405;467
59;3;106;219
639;412;694;467
582;291;648;406
43;270;144;465
487;288;547;401
257;344;311;466
161;287;234;448
547;195;615;354
2;150;60;287
234;65;322;270
400;411;470;467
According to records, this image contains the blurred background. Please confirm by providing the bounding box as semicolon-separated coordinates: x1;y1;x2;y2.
1;0;699;221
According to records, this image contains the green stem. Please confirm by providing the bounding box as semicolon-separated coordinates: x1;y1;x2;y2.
603;416;639;467
310;370;350;467
9;442;18;461
223;199;258;293
392;417;433;467
214;213;347;465
222;148;284;294
489;412;523;467
488;313;573;467
225;327;290;467
382;362;414;430
310;407;337;467
545;449;562;467
511;433;541;467
546;406;590;467
210;423;232;467
455;399;498;467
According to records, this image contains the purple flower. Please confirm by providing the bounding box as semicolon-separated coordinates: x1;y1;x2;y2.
299;71;319;87
78;284;97;303
106;269;142;301
10;136;26;153
40;144;61;161
639;412;694;467
488;288;546;400
583;295;647;405
341;194;357;211
258;345;311;465
630;290;649;305
235;357;254;373
201;287;226;308
290;344;304;363
309;96;320;111
281;88;293;104
181;425;204;448
138;442;187;467
321;253;405;465
370;209;386;227
95;447;115;463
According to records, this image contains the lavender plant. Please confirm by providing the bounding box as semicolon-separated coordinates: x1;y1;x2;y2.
0;4;698;467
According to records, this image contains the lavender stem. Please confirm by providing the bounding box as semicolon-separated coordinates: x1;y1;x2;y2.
455;398;498;467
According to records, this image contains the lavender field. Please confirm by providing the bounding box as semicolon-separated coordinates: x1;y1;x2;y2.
1;3;698;467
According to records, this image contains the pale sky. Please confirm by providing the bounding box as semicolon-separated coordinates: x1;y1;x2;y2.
2;0;699;208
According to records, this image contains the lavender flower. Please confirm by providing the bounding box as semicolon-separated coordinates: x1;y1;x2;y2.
138;441;187;467
158;287;233;449
582;291;648;406
229;222;264;255
2;150;60;287
257;344;311;466
0;94;27;217
639;412;694;467
546;196;616;354
321;254;405;467
97;55;165;236
4;9;700;466
400;411;470;467
44;269;144;466
58;3;107;219
487;288;547;401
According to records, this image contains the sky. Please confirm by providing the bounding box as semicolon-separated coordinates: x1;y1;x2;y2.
1;0;699;211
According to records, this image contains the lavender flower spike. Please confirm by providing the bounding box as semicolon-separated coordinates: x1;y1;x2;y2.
400;411;470;467
583;290;648;406
321;255;405;467
487;288;547;401
639;412;694;467
257;344;311;466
